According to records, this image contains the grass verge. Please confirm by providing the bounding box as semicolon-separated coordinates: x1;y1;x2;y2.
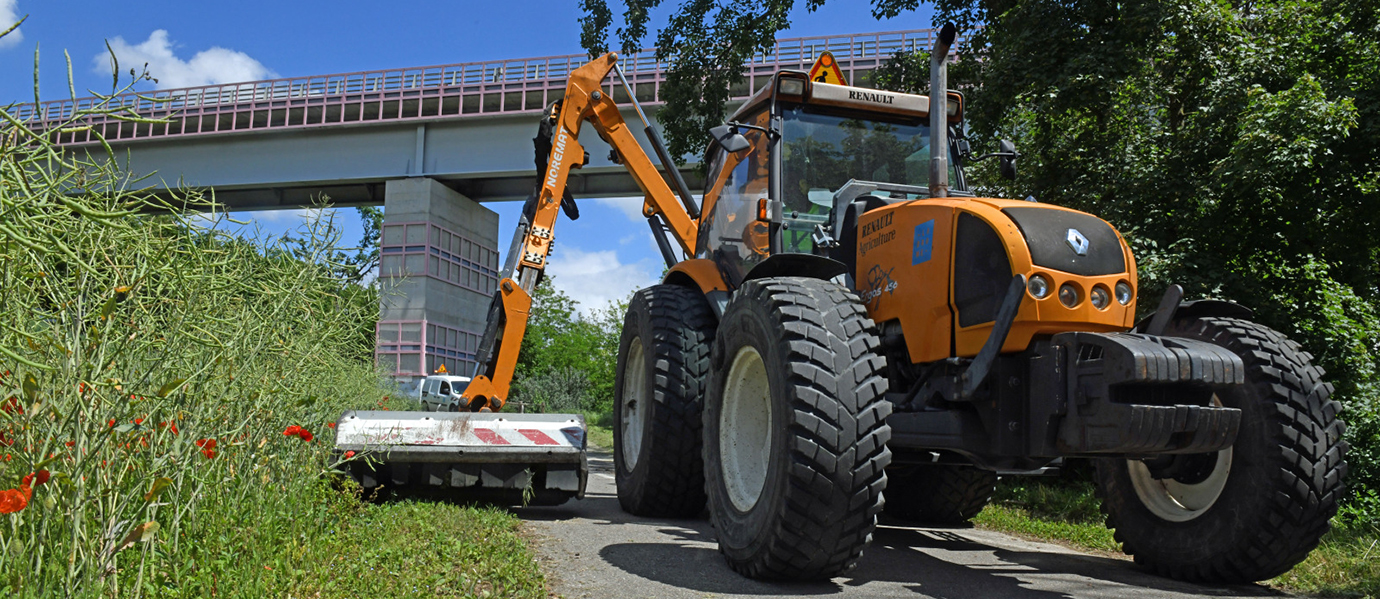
975;476;1380;597
582;410;614;451
289;484;546;598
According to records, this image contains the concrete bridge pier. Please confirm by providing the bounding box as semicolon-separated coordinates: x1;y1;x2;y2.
375;177;500;387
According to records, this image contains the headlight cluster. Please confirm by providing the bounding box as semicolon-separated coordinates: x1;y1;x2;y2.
1028;275;1134;310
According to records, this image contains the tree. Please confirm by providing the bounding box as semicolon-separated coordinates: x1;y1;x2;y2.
512;277;626;413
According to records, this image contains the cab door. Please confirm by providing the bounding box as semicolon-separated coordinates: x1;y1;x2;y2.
695;109;772;288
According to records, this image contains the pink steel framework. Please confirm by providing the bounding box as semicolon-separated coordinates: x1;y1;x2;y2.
376;319;484;378
17;27;965;146
378;220;501;296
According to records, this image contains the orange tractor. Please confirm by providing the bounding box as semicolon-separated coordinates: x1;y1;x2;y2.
346;24;1347;584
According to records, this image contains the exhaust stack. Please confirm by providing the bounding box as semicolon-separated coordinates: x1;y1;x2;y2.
929;23;957;198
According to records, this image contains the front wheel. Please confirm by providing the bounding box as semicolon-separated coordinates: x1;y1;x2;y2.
1094;317;1347;583
704;277;891;580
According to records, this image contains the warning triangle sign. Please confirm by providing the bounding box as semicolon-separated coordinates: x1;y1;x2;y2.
808;51;848;86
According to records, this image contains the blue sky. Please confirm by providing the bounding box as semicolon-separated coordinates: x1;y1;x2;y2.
1;0;934;312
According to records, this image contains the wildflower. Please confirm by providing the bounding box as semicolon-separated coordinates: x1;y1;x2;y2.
64;441;75;447
283;426;313;442
0;486;28;514
195;438;218;459
107;419;116;428
134;417;144;425
326;422;336;429
1;396;19;415
21;470;49;487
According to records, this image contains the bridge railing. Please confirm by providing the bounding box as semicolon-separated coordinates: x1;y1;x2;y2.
16;27;962;146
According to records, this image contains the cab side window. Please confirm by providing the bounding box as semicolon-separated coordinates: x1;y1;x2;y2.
697;109;771;287
439;382;451;395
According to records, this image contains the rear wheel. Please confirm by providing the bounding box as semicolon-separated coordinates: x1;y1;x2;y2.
884;465;997;525
1094;317;1347;583
613;284;716;517
705;277;891;580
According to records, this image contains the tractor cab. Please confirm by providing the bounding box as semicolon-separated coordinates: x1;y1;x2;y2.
696;72;970;289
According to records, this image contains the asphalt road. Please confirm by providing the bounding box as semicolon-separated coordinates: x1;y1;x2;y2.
518;451;1285;599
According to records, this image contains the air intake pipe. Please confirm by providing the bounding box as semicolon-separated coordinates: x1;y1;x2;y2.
929;23;957;198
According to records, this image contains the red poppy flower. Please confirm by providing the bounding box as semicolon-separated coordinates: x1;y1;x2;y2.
0;487;27;514
344;450;355;459
299;430;314;442
0;396;19;415
169;423;179;435
21;470;49;487
200;449;217;459
107;419;116;428
64;441;74;447
133;418;144;425
326;422;336;429
282;425;302;437
195;438;217;450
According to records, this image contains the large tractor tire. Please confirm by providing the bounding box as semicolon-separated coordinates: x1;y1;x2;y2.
613;284;717;518
1094;317;1347;583
704;277;891;580
884;465;997;525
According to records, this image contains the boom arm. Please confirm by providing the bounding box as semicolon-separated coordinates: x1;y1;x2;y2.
459;53;701;411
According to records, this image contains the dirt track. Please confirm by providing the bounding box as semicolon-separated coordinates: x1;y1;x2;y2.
518;451;1283;599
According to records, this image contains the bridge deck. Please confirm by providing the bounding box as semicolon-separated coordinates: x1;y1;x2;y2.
19;28;958;147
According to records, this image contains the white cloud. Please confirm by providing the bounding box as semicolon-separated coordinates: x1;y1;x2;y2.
94;30;276;89
593;196;647;223
0;0;23;49
547;247;659;315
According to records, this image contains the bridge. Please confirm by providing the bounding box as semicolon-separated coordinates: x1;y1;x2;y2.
21;27;949;384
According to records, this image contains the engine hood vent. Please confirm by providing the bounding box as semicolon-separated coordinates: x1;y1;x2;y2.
1002;207;1126;276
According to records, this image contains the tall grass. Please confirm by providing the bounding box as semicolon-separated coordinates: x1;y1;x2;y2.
0;72;389;595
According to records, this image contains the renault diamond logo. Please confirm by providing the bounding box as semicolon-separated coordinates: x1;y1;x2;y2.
1066;228;1089;256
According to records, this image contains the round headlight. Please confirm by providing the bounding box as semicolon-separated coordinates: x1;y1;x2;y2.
1090;286;1110;310
1028;274;1051;299
1058;283;1080;308
1115;281;1133;305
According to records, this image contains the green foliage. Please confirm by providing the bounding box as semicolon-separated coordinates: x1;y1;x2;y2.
0;65;537;597
511;278;625;415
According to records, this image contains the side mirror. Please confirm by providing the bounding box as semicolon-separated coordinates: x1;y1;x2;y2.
710;124;752;153
998;139;1018;181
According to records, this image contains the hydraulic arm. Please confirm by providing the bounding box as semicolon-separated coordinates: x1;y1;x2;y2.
459;53;702;412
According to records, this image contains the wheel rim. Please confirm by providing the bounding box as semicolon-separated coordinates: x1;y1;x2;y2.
720;345;773;512
620;337;648;469
1127;395;1234;523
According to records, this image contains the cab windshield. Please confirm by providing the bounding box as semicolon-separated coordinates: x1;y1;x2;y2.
779;105;956;220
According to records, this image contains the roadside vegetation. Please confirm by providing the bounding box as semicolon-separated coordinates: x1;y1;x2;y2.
0;58;543;597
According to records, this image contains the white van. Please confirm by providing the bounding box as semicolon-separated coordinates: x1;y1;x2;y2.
418;374;472;412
